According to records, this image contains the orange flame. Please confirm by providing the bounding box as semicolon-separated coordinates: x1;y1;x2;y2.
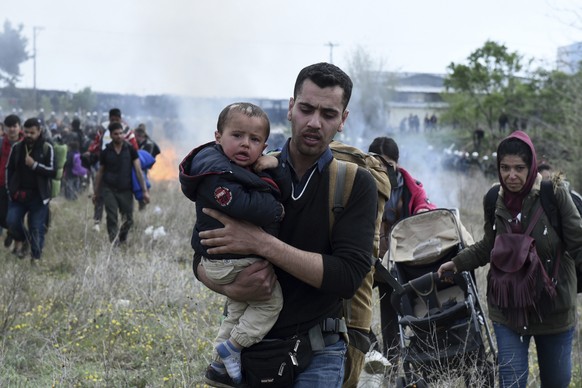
149;141;179;181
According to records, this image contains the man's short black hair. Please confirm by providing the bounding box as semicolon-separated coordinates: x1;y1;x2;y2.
108;122;124;132
109;108;122;118
538;162;552;173
293;62;353;110
72;118;81;130
23;118;41;129
4;114;21;127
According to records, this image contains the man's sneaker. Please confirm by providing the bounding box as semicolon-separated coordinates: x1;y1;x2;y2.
364;349;392;374
204;364;247;388
92;223;101;232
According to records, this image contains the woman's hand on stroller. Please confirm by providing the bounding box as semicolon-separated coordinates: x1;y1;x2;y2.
437;261;457;283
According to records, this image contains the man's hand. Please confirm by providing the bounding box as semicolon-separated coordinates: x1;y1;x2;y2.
25;154;35;168
199;208;265;256
222;260;277;302
142;191;150;204
200;207;325;289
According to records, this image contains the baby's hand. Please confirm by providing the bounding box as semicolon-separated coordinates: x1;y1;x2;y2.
254;155;278;172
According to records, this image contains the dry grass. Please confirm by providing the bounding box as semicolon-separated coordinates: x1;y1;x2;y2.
0;171;580;387
0;181;224;387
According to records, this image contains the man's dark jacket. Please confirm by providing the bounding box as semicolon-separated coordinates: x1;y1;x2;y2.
6;138;56;205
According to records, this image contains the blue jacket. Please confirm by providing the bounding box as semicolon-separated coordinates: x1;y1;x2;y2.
132;149;156;200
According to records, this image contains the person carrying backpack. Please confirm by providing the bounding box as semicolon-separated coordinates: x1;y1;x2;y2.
134;123;160;211
365;137;436;374
193;62;378;387
437;130;582;388
6;118;56;262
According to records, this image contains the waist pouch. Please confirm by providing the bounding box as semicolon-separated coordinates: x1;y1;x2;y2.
241;317;347;387
241;333;312;388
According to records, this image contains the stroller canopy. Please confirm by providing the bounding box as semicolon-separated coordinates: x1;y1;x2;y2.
386;209;468;266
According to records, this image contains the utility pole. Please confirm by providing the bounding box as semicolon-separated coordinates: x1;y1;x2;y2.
325;42;339;64
33;26;44;111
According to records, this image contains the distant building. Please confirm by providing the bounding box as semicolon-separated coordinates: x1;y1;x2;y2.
388;72;448;130
557;42;582;74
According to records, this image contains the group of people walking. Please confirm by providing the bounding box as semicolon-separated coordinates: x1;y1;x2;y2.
0;107;160;261
0;115;53;261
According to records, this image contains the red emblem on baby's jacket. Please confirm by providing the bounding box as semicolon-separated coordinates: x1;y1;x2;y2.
214;186;232;207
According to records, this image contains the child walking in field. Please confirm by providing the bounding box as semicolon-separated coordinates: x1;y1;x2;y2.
179;102;289;386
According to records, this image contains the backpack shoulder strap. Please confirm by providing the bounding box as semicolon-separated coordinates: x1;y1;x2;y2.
328;157;359;324
483;183;501;227
328;158;358;233
525;205;545;235
537;180;564;281
540;180;562;240
329;158;346;222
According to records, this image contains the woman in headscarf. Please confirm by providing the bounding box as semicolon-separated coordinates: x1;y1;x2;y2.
438;131;582;388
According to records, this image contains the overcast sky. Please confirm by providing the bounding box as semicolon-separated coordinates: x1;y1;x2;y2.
4;0;582;99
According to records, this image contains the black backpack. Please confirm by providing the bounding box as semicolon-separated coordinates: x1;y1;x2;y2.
484;180;582;293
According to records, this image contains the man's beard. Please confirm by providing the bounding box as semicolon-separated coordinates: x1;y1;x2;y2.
25;138;35;146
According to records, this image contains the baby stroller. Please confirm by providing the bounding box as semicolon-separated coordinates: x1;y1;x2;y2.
379;208;496;387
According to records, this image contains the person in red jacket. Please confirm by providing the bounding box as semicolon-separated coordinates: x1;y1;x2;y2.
366;136;436;372
0;114;24;249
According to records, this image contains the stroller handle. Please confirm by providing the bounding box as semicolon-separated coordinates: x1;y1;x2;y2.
391;271;466;320
399;271;454;296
